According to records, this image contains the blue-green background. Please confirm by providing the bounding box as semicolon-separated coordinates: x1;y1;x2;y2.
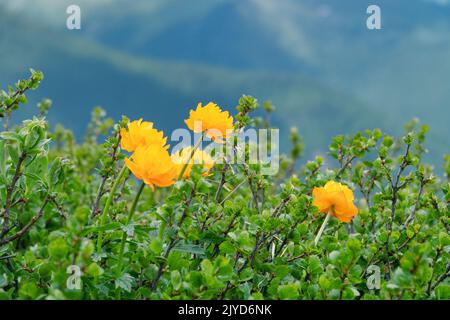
0;0;448;166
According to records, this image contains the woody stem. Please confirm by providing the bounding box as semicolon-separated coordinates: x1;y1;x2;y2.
314;211;331;246
96;165;128;254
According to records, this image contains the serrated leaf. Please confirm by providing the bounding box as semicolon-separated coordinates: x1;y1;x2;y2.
115;273;134;293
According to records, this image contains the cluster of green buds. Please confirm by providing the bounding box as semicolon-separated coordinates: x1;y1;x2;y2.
235;95;259;130
0;69;43;118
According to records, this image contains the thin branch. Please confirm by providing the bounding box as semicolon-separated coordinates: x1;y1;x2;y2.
273;216;305;258
335;155;356;179
242;164;259;213
402;181;425;230
0;195;50;246
91;177;108;217
287;253;307;263
215;162;229;202
1;152;26;237
385;143;411;278
220;232;262;299
219;179;246;205
396;232;418;252
1;86;31;112
211;212;239;258
272;196;291;218
91;131;121;218
0;254;16;261
50;197;68;219
427;263;450;295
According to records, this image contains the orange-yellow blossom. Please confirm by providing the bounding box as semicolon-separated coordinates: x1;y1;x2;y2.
124;144;178;191
312;181;358;223
184;102;234;143
120;119;167;152
171;146;214;178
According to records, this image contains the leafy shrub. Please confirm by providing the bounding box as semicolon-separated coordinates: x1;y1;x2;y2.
0;70;448;300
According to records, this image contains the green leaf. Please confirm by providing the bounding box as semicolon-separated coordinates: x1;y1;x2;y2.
342;286;360;300
347;238;362;254
274;265;289;278
0;131;22;143
24;170;47;192
48;238;69;260
318;275;331;290
173;243;205;255
149;238;162;255
49;157;65;186
86;263;104;277
201;259;214;276
19;282;40;299
278;284;299;299
435;284;450;299
7;145;19;163
115;273;134;293
307;256;323;275
189;271;203;288
171;270;182;291
219;240;235;255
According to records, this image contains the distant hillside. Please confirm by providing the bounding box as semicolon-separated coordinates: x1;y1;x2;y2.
1;0;448;166
77;0;450;160
0;7;385;158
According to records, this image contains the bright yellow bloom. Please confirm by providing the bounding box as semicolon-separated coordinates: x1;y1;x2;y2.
312;181;358;223
120;119;167;152
124;144;178;191
171;146;214;178
184;102;234;143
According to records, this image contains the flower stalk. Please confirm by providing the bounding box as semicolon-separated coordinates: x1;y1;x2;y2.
96;165;128;254
115;181;146;299
158;133;205;242
177;133;204;180
116;181;145;275
314;211;331;246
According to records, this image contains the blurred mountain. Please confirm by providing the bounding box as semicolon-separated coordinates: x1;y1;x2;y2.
0;0;448;164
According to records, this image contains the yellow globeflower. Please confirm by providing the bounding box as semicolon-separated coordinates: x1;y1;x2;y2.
120;119;167;152
312;181;358;223
124;144;178;191
171;146;214;178
185;102;234;143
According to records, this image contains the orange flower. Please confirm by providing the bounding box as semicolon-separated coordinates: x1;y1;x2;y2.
120;119;167;152
312;181;358;223
184;102;234;143
171;146;214;178
124;144;178;191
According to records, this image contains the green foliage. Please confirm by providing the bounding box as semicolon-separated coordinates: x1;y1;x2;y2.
0;72;448;300
0;69;43;119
